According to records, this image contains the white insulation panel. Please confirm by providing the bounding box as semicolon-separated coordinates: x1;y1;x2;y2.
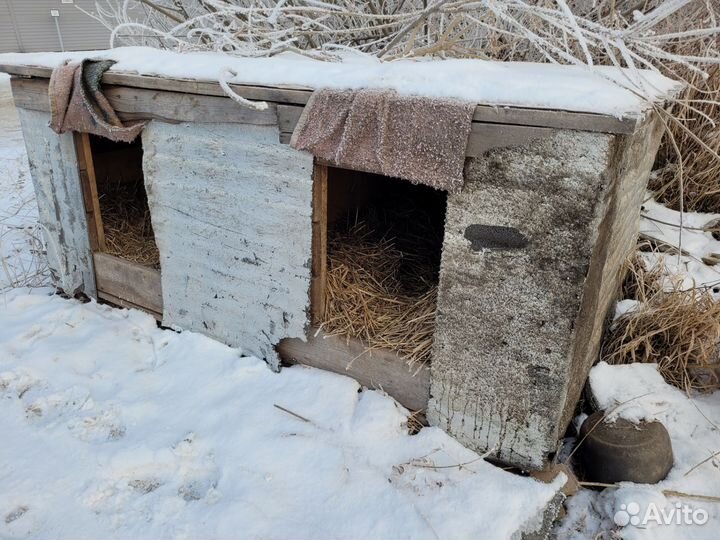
142;121;313;368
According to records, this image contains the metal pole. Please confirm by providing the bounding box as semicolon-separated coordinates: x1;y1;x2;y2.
51;11;65;52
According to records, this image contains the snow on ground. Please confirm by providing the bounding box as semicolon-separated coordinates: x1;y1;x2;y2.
638;197;720;297
0;75;561;539
557;362;720;540
0;47;682;118
0;288;561;539
0;73;48;291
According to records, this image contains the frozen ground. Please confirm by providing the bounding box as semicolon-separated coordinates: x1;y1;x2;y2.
0;74;562;539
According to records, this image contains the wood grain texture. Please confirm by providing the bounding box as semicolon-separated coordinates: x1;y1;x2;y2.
93;252;163;315
310;163;328;325
278;330;430;411
97;291;162;321
73;132;106;252
4;67;638;133
142;121;314;370
16;108;96;296
465;123;556;157
11;77;279;125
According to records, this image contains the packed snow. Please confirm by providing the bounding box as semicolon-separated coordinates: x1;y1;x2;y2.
557;362;720;540
0;288;562;540
0;74;562;539
0;46;682;118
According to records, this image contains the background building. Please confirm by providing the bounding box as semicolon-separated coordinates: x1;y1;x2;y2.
0;0;110;53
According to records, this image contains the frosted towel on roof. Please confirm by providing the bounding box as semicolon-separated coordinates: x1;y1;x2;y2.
0;47;682;119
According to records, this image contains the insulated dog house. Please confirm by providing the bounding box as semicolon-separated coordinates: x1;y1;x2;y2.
0;50;675;470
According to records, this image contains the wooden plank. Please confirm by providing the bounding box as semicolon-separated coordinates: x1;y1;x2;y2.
97;291;163;321
103;72;313;105
2;65;313;104
93;252;163;315
277;104;304;133
73;132;105;251
310;163;328;325
472;104;637;134
2;65;638;133
278;330;430;411
11;77;278;125
465;123;557;157
17;108;96;296
103;84;278;125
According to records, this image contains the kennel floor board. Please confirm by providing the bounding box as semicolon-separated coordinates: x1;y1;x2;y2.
278;330;430;412
93;252;163;318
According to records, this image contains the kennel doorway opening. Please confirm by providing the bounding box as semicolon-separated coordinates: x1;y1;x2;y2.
74;132;162;317
311;163;447;368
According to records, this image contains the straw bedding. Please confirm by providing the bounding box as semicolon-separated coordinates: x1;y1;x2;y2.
320;205;442;368
98;180;160;269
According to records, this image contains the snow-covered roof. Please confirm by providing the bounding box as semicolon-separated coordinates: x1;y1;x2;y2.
0;46;681;119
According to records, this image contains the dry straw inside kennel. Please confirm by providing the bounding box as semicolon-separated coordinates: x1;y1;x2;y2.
315;166;447;368
90;135;159;269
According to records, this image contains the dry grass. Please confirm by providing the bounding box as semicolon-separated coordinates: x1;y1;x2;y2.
99;182;160;269
650;64;720;213
602;255;720;393
321;221;438;369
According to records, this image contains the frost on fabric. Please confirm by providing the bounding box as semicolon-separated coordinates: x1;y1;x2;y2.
0;47;682;119
0;289;560;540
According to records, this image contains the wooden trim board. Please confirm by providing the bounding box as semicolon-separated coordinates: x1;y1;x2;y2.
278;330;430;412
11;77;278;126
74;132;106;252
310;163;328;325
93;252;163;316
97;290;162;321
12;76;577;153
3;64;639;134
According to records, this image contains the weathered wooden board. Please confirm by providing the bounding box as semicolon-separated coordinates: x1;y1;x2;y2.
142;121;314;369
16;108;96;296
471;105;636;134
3;65;638;133
97;290;162;321
93;252;163;315
10;77;278;125
465;123;557;157
310;163;328;325
278;330;430;412
74;132;106;252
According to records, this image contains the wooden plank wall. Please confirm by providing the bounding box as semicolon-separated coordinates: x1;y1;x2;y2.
7;72;638;138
